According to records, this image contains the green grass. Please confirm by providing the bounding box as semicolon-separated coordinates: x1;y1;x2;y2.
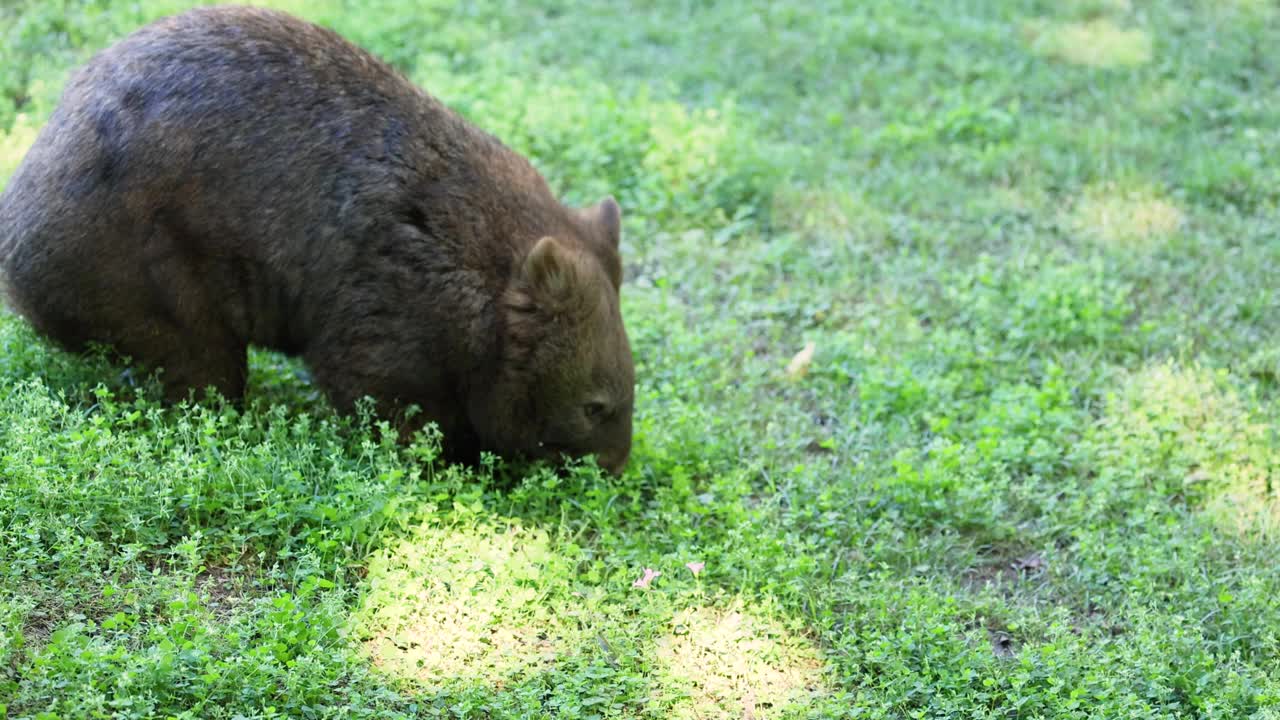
2;0;1279;717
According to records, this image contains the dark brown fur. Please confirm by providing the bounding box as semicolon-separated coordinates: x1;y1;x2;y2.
0;6;634;474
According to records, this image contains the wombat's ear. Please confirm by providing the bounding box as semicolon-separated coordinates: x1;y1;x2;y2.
579;197;623;289
595;196;621;249
578;197;621;250
522;236;580;303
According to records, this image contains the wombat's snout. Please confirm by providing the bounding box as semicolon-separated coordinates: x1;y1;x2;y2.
597;446;630;477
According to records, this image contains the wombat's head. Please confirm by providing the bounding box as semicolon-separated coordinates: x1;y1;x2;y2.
475;197;634;475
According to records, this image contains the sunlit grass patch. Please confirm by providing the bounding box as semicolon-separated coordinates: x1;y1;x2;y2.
1211;458;1280;539
653;602;828;719
1023;18;1153;68
0;115;37;189
769;185;890;246
355;521;574;687
1091;362;1279;538
1134;78;1184;118
413;59;780;230
1069;182;1184;248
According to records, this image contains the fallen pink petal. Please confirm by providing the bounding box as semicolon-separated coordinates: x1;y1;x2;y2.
632;567;661;589
685;561;705;577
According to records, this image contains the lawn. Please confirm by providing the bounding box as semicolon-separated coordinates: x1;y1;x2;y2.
2;0;1279;718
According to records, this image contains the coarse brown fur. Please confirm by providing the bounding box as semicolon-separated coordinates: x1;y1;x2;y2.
0;5;634;474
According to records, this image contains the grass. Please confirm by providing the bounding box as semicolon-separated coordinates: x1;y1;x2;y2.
2;0;1279;717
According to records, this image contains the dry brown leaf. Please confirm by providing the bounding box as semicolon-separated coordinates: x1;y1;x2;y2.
785;342;816;380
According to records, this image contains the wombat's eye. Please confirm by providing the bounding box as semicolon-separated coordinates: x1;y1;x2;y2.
583;401;609;420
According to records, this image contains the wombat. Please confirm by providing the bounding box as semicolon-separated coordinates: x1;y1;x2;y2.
0;6;634;474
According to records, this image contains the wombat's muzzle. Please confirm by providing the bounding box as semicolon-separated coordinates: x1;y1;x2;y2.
596;447;630;477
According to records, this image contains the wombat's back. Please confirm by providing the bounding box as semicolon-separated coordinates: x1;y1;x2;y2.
5;6;473;257
0;5;547;354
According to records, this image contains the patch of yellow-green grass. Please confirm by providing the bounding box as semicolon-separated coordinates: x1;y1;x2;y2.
770;185;890;246
1023;18;1153;68
354;521;573;687
653;601;828;719
1068;183;1184;248
0;117;39;191
1134;78;1185;119
1094;362;1279;540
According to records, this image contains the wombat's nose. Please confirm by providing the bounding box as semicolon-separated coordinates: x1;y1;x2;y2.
598;447;630;476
